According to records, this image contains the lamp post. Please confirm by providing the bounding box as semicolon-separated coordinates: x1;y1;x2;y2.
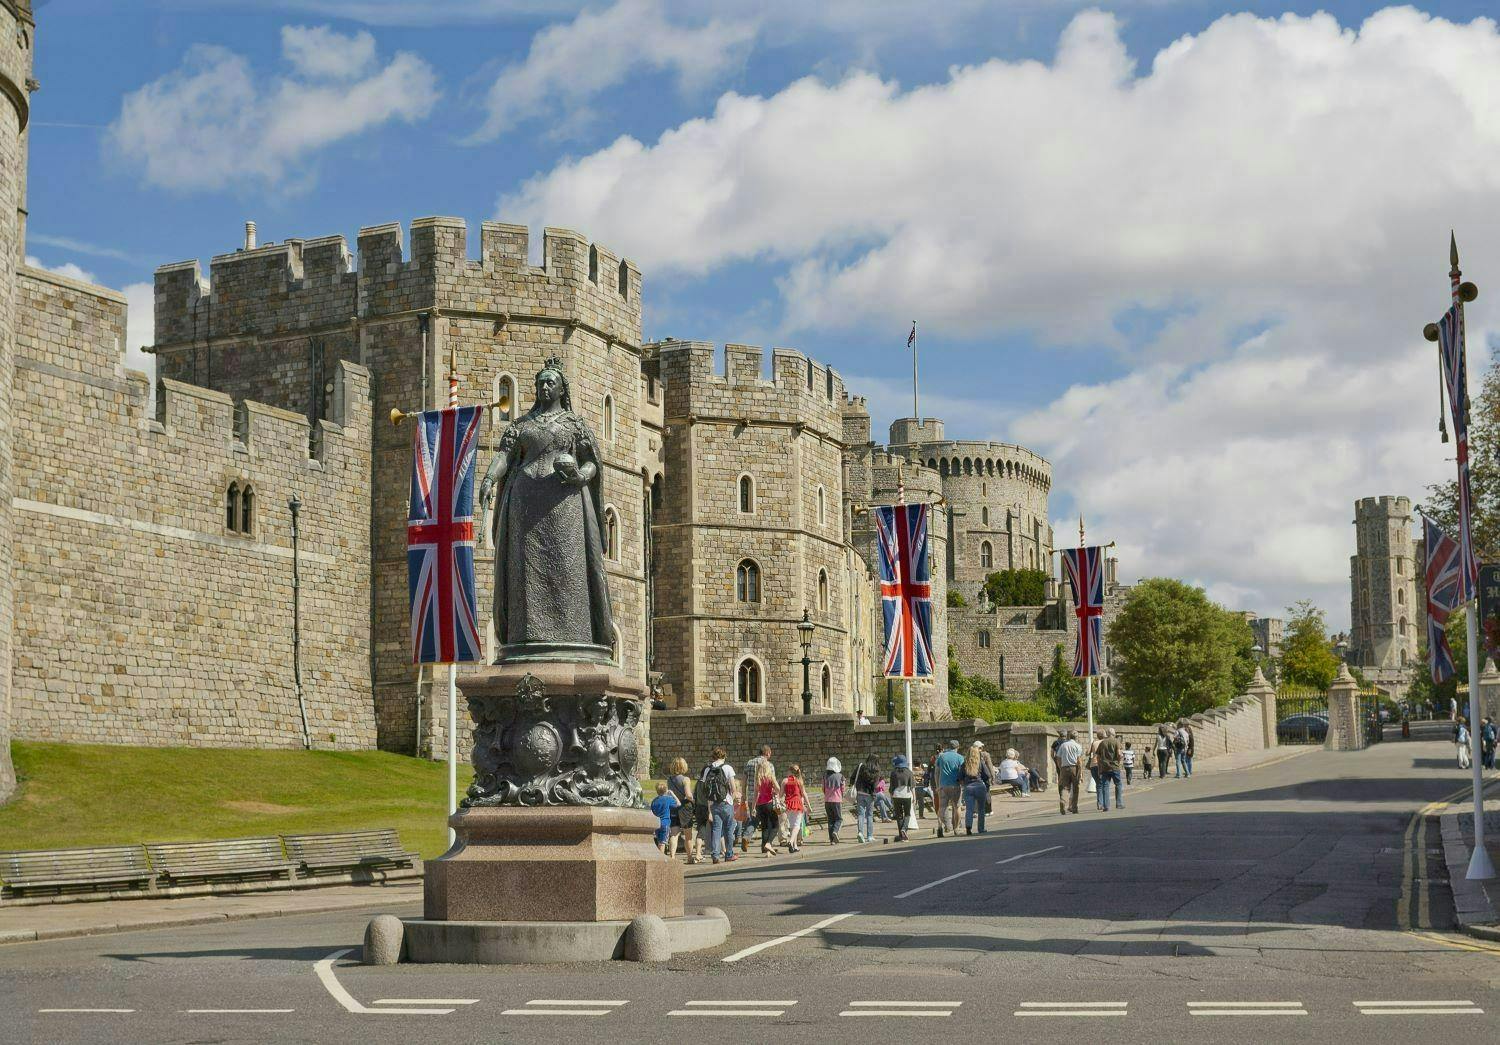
798;609;815;715
288;495;310;750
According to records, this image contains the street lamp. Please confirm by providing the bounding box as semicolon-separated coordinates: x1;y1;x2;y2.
797;609;815;715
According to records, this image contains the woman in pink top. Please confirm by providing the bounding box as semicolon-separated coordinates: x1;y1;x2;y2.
782;765;806;854
755;761;781;856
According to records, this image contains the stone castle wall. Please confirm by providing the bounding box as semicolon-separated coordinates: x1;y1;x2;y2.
1349;494;1417;673
651;341;855;715
0;1;33;798
12;264;375;748
154;218;647;754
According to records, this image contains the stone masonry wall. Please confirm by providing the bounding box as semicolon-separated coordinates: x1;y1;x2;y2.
12;265;375;748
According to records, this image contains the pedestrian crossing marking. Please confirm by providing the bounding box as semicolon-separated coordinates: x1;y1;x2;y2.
502;1000;627;1016
839;1001;963;1017
670;1000;797;1016
1355;1000;1483;1015
1188;1001;1307;1016
1015;1001;1128;1017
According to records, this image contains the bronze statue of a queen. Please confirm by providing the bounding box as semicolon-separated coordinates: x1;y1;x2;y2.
479;357;614;664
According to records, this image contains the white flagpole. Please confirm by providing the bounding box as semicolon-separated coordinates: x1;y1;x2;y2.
447;662;458;846
904;679;917;831
911;321;920;425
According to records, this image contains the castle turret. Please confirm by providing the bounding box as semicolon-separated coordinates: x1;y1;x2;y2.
1349;495;1417;672
0;0;35;801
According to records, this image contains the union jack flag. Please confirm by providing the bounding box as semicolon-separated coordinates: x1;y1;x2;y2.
1438;302;1480;603
1062;545;1105;678
876;503;934;678
408;406;484;665
1424;515;1465;684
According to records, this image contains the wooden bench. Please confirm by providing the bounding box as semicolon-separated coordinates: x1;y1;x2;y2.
281;830;418;878
145;837;296;886
0;844;155;899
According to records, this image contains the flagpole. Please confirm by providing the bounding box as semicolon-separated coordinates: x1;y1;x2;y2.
1080;516;1097;795
446;317;460;848
910;321;920;425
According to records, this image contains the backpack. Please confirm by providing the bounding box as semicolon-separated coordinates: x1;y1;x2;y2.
698;763;730;805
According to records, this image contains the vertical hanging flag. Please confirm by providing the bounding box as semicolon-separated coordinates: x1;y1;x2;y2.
408;405;484;664
1424;515;1466;683
876;503;934;679
1062;545;1105;678
1437;305;1480;602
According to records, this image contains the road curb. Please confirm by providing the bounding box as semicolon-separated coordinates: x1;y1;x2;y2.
1438;806;1500;942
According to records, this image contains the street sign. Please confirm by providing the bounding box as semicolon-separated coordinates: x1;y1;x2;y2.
1478;563;1500;670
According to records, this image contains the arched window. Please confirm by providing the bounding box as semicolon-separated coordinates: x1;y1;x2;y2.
998;655;1006;688
806;359;813;390
739;474;755;514
736;559;760;603
928;458;937;470
617;259;629;297
981;482;987;497
1037;665;1045;683
818;569;830;612
602;395;615;444
604;507;619;561
981;506;989;526
226;482;240;531
611;625;622;666
651;474;664;511
939;460;949;477
964;459;973;476
1400;648;1408;666
825;369;833;400
817;486;826;526
239;483;254;535
978;630;991;649
736;658;763;704
493;373;516;424
980;541;993;568
588;244;599;284
821;665;832;708
1396;588;1404;605
1398;617;1407;636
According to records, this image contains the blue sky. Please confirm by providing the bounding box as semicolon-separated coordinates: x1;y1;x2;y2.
26;0;1500;628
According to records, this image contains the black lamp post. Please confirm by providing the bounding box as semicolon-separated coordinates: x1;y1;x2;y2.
797;609;815;715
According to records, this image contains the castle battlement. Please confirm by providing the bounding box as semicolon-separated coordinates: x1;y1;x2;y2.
1355;495;1411;516
652;339;846;435
154;216;642;350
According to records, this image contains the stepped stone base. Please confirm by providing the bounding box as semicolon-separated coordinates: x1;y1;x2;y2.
402;909;730;964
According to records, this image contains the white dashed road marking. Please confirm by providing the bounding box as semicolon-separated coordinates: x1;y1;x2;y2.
373;999;478;1006
840;1001;963;1017
1355;1000;1484;1015
313;949;455;1016
184;1009;296;1014
1015;1002;1129;1017
502;1000;628;1016
38;1009;135;1014
720;912;858;963
893;869;977;899
994;845;1063;865
1188;1001;1306;1016
669;1000;797;1016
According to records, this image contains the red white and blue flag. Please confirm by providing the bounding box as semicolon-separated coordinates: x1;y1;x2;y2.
1062;545;1106;678
1437;302;1480;603
1424;515;1466;684
876;503;934;679
408;405;484;665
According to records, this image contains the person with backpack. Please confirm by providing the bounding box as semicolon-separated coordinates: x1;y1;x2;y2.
1481;717;1497;770
853;754;880;843
1173;722;1190;777
889;755;915;842
697;747;736;864
822;758;846;844
666;757;695;862
1456;718;1472;769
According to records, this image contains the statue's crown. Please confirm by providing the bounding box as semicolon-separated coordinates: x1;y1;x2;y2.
542;355;566;374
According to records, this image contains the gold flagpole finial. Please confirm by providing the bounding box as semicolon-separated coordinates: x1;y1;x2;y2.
1451;230;1460;271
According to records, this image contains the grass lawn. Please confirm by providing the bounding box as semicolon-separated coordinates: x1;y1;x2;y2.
0;742;473;859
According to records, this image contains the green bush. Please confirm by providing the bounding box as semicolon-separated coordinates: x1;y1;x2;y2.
949;692;1055;723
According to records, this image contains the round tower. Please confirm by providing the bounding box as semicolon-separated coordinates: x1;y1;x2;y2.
0;0;32;801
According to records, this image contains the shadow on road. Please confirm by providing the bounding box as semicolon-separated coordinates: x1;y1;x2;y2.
102;945;337;963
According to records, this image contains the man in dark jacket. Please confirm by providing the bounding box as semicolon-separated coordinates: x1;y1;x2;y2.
1095;729;1124;811
889;755;915;841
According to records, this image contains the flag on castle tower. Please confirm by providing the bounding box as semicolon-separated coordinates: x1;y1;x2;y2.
876;503;934;679
1437;304;1480;602
1062;545;1106;678
1424;515;1466;684
408;405;484;665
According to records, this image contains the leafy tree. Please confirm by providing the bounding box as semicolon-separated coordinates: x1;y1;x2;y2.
1423;351;1500;561
1407;609;1466;713
1033;644;1087;720
981;568;1049;607
1107;578;1255;723
946;588;967;608
1277;600;1341;690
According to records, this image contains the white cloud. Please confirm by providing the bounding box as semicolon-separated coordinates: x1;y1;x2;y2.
471;0;757;141
24;255;94;284
107;26;439;191
281;25;377;80
503;6;1500;626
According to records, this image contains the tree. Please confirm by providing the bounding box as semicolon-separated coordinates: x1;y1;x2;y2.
1423;350;1500;560
1407;609;1465;713
981;568;1048;606
1034;643;1087;720
946;588;966;608
1107;578;1256;723
1277;600;1341;690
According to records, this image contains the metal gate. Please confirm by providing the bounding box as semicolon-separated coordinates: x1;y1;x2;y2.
1275;686;1329;745
1358;686;1386;745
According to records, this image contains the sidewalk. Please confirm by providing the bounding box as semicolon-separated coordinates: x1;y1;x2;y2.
1438;782;1500;943
685;743;1318;873
0;881;421;946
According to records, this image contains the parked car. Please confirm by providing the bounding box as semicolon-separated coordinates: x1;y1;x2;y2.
1277;712;1329;742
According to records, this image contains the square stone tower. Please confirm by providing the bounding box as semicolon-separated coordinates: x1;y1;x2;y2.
152;219;645;753
1349;495;1418;672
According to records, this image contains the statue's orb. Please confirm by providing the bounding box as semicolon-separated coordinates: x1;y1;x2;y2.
618;726;639;775
516;722;562;775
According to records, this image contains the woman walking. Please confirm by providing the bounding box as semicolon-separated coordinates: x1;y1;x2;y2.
960;744;992;835
1456;717;1472;769
822;758;846;844
890;755;915;841
1155;726;1172;780
783;765;807;853
666;757;694;861
854;755;880;843
755;759;782;856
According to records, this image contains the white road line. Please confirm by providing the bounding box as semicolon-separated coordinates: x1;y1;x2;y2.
1187;1002;1303;1006
845;1001;962;1007
1190;1010;1307;1016
681;1000;798;1006
1014;1011;1128;1017
721;912;858;963
185;1009;296;1014
503;1000;627;1016
669;1009;790;1016
312;949;453;1016
893;869;977;899
503;1009;615;1015
38;1009;135;1014
840;1011;954;1017
1357;1007;1484;1015
521;1000;628;1006
1354;1000;1476;1005
1019;1002;1130;1007
995;845;1063;865
372;999;479;1005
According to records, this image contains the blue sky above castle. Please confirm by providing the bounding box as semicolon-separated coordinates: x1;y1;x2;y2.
26;0;1500;630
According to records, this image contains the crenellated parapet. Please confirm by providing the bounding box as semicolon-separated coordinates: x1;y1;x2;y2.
652;339;846;441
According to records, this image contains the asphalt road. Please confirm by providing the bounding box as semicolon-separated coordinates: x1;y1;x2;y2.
5;736;1499;1044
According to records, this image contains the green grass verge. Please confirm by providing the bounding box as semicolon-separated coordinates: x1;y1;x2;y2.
0;741;473;859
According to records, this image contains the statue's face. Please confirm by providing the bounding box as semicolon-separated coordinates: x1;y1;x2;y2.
535;370;560;406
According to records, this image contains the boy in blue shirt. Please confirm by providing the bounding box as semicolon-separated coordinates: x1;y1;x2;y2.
650;781;680;854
